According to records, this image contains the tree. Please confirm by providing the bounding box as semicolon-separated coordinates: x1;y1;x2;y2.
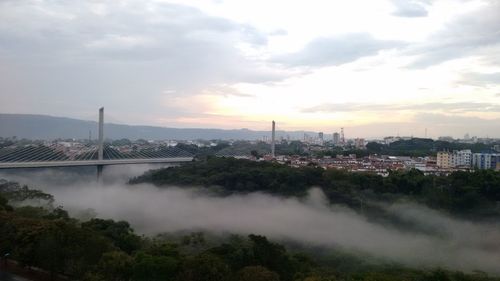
132;252;179;281
177;253;231;281
251;150;261;159
96;251;134;281
82;219;142;254
0;194;12;211
249;235;295;281
237;266;280;281
366;142;383;153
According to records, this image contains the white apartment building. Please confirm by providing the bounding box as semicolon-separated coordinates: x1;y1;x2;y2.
453;149;472;167
436;149;472;168
472;153;500;170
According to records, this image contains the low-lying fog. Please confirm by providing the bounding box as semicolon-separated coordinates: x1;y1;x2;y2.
2;166;500;274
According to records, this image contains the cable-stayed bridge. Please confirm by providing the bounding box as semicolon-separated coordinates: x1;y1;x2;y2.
0;108;194;179
0;143;193;169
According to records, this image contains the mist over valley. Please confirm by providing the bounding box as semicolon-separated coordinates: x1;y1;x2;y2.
2;164;500;276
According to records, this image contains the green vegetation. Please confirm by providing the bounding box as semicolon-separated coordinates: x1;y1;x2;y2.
131;157;500;217
215;141;271;157
176;142;231;159
365;138;495;157
0;181;311;280
1;181;499;280
1;179;500;280
131;157;323;196
170;137;499;160
176;140;307;159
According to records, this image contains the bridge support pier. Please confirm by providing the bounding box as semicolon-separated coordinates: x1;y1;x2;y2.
97;165;104;183
97;107;104;184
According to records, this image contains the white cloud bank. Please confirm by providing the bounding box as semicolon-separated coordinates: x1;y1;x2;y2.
34;183;500;275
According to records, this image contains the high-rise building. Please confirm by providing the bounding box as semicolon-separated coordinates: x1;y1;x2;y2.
437;151;451;168
473;153;500;170
453;149;472;167
333;132;340;145
318;132;324;142
437;149;472;168
355;138;365;149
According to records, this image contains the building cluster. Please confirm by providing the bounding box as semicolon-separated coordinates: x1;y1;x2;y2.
436;150;500;170
268;154;437;176
472;153;500;170
436;150;472;169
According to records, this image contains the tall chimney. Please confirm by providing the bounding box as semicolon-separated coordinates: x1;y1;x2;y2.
271;120;276;158
98;107;104;160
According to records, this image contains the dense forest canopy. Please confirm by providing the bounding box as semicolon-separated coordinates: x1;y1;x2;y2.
1;179;499;281
364;138;496;157
131;157;500;218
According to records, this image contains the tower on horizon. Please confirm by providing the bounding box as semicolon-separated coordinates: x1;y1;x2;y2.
271;120;276;158
98;107;104;161
340;127;345;144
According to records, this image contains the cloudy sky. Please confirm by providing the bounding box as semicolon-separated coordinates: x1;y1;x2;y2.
1;0;499;138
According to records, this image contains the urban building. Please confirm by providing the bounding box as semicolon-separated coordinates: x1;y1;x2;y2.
438;136;454;142
452;149;472;167
333;132;340;145
354;138;366;149
437;150;472;169
472;153;500;170
437;151;451;168
383;136;399;145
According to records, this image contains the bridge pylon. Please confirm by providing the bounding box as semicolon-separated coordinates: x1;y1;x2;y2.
97;165;104;184
97;107;104;183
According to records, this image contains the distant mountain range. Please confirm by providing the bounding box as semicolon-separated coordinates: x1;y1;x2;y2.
0;114;319;141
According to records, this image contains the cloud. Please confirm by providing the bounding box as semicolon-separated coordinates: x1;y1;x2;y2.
407;1;500;68
273;33;403;67
0;0;286;122
458;72;500;87
413;112;500;125
300;103;500;137
391;0;430;17
4;166;500;274
409;112;500;136
269;29;288;36
11;177;500;274
302;102;500;113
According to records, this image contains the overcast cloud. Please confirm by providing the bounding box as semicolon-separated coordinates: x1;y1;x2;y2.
0;0;499;136
391;0;431;17
273;33;402;67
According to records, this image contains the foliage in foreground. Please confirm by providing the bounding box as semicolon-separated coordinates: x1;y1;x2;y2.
1;180;499;281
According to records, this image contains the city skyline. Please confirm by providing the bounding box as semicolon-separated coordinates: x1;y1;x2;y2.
1;0;500;137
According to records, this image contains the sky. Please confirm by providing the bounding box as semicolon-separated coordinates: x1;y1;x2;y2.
1;0;499;138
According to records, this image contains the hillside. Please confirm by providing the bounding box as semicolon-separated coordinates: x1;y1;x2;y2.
0;114;315;140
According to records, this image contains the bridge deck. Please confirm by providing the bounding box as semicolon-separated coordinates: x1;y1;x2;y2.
0;157;193;169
